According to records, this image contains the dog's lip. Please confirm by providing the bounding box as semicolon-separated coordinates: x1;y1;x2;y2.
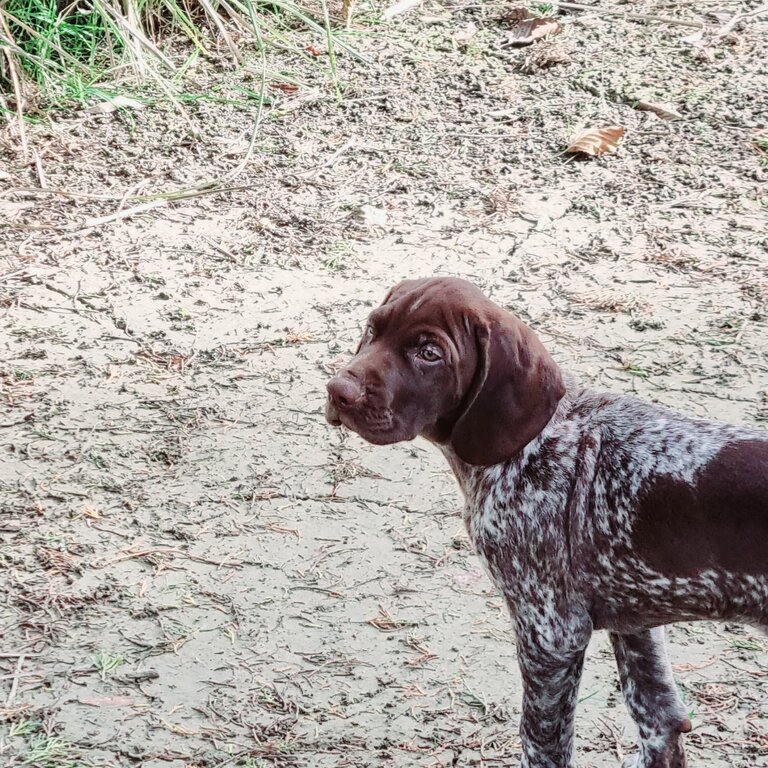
330;406;367;436
325;399;342;426
326;404;412;445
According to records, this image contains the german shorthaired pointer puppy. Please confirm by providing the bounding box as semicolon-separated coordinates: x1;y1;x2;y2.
325;277;768;768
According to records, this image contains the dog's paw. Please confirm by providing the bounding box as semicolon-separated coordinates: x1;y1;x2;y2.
621;733;687;768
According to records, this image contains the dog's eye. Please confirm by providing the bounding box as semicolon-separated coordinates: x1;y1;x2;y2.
418;344;443;362
364;324;375;340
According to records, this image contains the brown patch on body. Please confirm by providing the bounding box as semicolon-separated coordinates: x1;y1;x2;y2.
633;439;768;577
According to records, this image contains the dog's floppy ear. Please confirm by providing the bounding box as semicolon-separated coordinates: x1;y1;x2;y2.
450;311;564;466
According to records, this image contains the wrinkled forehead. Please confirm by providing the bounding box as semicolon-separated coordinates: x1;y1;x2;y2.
367;280;490;338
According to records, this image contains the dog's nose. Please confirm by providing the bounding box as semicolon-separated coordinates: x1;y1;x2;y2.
327;374;363;409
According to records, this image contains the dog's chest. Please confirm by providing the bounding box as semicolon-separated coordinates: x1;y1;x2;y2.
461;463;570;597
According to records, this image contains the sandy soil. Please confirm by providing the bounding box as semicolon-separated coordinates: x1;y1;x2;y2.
1;2;767;766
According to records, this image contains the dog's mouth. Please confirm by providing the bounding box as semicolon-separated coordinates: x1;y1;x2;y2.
325;398;404;445
325;398;343;427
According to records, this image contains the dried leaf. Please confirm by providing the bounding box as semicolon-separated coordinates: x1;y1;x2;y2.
358;204;388;229
505;18;561;47
367;605;415;632
452;21;478;44
80;695;136;708
0;200;35;219
84;95;144;115
37;546;80;572
285;327;314;344
633;101;683;121
160;718;197;736
565;126;625;157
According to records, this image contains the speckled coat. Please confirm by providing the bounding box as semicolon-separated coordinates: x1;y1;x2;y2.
444;377;768;768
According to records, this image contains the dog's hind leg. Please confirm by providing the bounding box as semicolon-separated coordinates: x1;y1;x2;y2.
611;627;691;768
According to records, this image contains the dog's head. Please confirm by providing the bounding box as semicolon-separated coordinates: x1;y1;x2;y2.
325;277;564;466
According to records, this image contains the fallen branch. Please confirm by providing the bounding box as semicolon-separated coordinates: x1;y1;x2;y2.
92;546;242;569
2;183;253;204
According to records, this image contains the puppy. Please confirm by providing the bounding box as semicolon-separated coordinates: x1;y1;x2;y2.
326;277;767;768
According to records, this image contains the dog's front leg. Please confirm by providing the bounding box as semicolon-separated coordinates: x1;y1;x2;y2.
515;619;590;768
611;627;691;768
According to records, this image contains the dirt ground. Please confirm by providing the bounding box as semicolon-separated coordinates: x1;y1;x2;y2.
1;2;767;766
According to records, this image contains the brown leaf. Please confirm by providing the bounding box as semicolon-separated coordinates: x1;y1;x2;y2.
633;101;683;121
285;327;314;344
37;546;80;573
80;695;136;707
565;126;625;157
505;18;561;47
273;82;299;94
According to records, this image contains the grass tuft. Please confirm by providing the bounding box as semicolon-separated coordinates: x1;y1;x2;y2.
0;0;357;124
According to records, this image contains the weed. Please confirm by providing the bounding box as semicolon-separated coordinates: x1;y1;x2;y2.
531;3;555;15
9;718;41;738
238;759;270;768
12;367;34;380
323;241;354;272
92;650;124;681
21;733;80;766
622;361;651;379
728;636;767;653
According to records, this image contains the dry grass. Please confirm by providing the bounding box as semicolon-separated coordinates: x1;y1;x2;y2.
567;290;650;313
0;0;358;154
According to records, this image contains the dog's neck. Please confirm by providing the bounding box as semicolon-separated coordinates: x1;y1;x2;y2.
436;375;580;495
438;443;473;495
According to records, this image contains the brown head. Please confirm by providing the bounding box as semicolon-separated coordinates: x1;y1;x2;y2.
325;277;564;466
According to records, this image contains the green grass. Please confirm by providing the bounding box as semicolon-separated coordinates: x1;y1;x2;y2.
1;0;116;103
0;0;360;123
531;3;556;15
323;240;354;272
